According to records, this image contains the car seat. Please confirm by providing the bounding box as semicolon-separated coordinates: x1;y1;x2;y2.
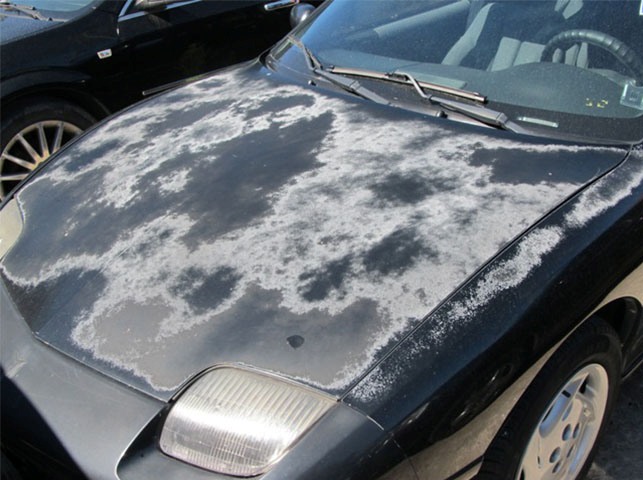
442;0;585;71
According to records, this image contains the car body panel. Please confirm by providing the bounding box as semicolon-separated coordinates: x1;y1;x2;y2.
116;0;294;98
0;0;295;113
0;62;630;403
0;12;64;43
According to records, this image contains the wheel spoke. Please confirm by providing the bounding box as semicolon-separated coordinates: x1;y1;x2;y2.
540;392;573;438
563;373;588;401
1;153;37;171
580;384;601;423
38;123;50;158
17;133;42;163
0;173;30;181
52;121;65;152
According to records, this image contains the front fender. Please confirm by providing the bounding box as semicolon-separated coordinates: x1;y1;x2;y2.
1;69;91;100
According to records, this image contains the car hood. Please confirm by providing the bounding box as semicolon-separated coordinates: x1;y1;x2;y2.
0;11;62;44
0;61;628;401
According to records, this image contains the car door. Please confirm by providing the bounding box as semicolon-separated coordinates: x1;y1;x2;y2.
115;0;294;96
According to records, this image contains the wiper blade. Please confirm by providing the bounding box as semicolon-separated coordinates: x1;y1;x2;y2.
330;66;486;103
0;1;52;20
287;35;390;105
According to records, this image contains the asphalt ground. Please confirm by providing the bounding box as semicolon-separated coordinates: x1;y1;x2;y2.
587;365;643;480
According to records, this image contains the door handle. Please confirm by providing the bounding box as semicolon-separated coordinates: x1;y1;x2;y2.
264;0;299;12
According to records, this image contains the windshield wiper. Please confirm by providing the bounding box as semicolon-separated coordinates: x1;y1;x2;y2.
286;39;523;132
327;67;525;132
0;1;52;20
392;71;512;130
287;35;390;105
330;66;486;103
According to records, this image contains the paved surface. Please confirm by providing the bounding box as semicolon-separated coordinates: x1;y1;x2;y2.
587;365;643;480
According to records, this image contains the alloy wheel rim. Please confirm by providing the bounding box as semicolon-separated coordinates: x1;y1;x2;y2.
516;363;609;480
1;120;82;199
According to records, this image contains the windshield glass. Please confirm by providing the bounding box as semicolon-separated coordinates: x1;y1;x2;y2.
275;0;643;143
27;0;95;11
14;0;97;14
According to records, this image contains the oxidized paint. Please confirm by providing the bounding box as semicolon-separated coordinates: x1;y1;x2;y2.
0;62;628;399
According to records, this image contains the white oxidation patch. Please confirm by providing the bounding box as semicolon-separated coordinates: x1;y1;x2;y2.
451;226;564;319
2;68;622;393
565;162;643;228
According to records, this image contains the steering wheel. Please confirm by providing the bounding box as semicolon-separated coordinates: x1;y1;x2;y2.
540;29;643;83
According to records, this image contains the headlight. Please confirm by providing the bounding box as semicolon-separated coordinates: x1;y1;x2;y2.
159;367;336;476
0;198;24;259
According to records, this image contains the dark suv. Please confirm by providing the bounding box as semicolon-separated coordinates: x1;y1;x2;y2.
0;0;301;199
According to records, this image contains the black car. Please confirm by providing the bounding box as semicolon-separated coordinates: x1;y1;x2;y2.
0;0;304;200
1;1;642;480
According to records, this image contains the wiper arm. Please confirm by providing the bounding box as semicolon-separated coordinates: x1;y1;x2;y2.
287;35;322;71
0;1;52;20
287;35;390;105
392;71;511;130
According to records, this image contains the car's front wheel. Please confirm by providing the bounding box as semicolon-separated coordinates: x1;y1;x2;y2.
0;97;95;200
478;318;622;480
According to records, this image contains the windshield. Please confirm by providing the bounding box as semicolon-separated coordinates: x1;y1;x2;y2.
24;0;95;11
7;0;99;15
274;0;643;143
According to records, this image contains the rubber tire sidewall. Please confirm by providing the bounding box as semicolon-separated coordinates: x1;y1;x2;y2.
478;318;622;480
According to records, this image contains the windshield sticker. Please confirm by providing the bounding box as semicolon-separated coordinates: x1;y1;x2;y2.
97;49;112;60
621;83;643;111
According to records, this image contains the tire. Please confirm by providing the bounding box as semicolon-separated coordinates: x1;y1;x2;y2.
0;97;96;200
478;318;622;480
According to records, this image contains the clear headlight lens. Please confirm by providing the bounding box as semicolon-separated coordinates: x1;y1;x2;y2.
159;367;336;477
0;199;24;260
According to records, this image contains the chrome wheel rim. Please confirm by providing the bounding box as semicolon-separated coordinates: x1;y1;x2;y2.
516;363;609;480
1;120;82;199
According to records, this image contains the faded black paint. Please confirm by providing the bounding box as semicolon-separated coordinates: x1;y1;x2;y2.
372;173;438;205
470;148;608;185
171;267;241;314
177;113;333;247
299;256;353;301
1;268;105;333
363;228;434;276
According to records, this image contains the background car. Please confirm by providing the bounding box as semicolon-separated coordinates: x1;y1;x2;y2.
1;1;642;480
0;0;304;200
